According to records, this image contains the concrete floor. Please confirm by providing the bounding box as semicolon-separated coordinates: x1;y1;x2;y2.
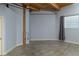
6;40;79;56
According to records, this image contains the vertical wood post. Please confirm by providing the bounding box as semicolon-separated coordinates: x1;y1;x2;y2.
23;4;26;47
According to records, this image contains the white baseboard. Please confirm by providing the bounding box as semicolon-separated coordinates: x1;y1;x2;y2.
65;40;79;45
16;43;29;47
16;43;22;47
4;45;16;55
30;39;58;41
17;39;79;46
16;39;58;46
31;39;79;45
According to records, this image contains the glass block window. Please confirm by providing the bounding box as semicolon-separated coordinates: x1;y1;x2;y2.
64;15;79;28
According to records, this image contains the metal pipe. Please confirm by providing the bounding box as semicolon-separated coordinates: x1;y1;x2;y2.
12;3;23;7
9;3;23;9
0;3;23;9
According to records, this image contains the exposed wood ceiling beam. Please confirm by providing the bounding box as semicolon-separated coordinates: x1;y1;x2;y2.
49;3;60;10
26;4;39;11
4;3;72;11
27;5;39;11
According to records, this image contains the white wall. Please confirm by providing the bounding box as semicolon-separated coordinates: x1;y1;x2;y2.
30;11;59;41
0;4;22;54
58;3;79;44
16;8;23;46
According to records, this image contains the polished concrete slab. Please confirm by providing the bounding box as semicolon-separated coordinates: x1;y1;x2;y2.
6;40;79;56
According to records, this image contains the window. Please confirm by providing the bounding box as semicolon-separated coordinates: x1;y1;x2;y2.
64;15;79;28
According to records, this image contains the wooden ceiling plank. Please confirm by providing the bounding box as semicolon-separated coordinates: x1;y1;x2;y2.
27;5;39;11
26;4;39;11
49;3;60;10
22;3;73;11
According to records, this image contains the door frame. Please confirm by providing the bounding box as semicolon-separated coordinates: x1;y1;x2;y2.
0;16;5;55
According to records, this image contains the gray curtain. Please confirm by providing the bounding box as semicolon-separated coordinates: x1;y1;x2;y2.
59;16;65;41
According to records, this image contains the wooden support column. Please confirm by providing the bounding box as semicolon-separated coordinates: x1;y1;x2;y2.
23;4;26;48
